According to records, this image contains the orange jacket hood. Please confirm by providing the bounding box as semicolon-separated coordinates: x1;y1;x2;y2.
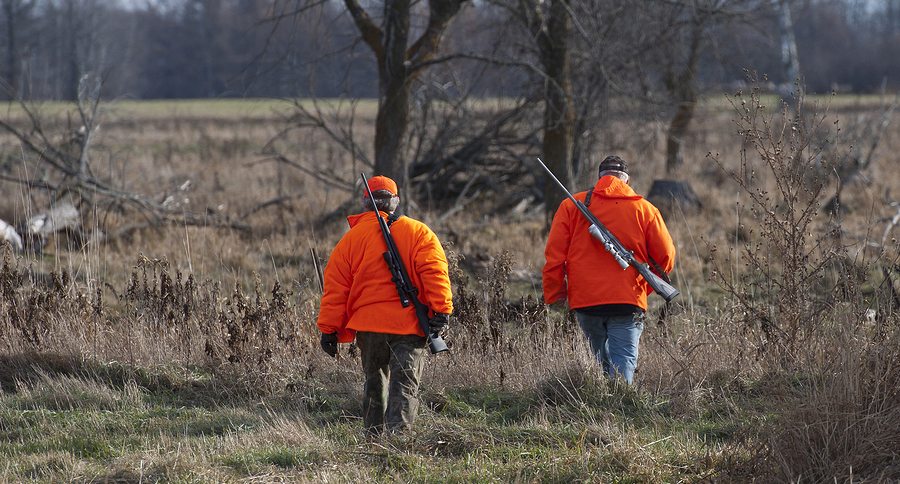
542;176;676;310
317;211;453;342
593;175;643;201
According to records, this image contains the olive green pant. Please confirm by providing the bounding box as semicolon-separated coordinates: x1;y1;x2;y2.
356;331;427;434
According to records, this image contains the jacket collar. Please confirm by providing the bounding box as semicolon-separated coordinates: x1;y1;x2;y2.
347;210;390;228
592;176;642;200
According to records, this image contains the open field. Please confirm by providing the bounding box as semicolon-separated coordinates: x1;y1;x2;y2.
1;92;893;121
1;95;899;482
1;99;358;120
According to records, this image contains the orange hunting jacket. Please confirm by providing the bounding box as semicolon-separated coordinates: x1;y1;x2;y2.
317;211;453;342
542;176;676;311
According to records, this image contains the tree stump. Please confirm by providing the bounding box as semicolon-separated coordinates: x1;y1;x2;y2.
647;179;702;218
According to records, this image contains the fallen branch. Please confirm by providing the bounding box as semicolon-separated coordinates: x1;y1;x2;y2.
0;77;248;243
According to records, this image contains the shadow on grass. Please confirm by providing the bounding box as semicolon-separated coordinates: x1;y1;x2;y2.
0;352;220;407
0;351;362;426
1;352;351;411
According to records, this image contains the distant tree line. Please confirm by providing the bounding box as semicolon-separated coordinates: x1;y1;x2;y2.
0;0;378;99
0;0;897;100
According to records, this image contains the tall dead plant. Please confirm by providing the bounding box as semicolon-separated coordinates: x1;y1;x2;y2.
707;85;845;362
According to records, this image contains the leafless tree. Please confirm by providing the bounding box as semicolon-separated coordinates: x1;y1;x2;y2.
492;0;621;220
653;0;769;177
532;0;575;221
263;1;544;219
268;0;470;183
491;0;697;218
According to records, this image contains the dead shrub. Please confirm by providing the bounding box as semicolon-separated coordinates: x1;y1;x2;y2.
707;85;871;363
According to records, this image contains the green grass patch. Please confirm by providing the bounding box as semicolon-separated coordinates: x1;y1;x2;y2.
436;387;535;423
222;446;324;474
0;358;780;482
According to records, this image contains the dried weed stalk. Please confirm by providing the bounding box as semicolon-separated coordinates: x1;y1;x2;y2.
707;85;849;360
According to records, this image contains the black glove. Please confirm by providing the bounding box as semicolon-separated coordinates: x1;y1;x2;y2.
320;332;338;357
428;313;450;334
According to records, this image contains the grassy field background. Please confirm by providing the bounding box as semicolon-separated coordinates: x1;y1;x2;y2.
0;93;898;482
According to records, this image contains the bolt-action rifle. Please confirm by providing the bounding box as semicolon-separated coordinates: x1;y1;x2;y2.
536;158;680;302
360;173;449;354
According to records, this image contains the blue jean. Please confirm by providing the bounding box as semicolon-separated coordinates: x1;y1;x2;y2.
575;311;644;384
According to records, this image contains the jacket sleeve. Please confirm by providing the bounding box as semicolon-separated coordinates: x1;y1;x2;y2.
413;227;453;315
317;236;356;343
645;208;676;278
542;199;573;304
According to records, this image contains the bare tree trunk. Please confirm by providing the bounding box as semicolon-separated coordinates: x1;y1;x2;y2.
651;13;704;216
344;0;466;186
776;0;800;97
664;20;702;176
665;92;696;176
374;79;411;182
374;0;412;182
538;0;574;223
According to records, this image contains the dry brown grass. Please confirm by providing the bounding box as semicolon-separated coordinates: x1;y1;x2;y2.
0;94;898;481
765;328;900;481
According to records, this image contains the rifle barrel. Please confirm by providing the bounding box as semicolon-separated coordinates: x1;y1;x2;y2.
536;157;579;206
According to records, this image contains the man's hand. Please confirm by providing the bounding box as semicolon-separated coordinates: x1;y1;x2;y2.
320;332;338;357
428;313;450;335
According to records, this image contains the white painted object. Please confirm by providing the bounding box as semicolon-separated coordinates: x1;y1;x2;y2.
0;219;23;251
26;202;79;237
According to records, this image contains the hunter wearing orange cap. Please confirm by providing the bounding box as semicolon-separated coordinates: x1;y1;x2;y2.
543;156;675;384
317;175;453;435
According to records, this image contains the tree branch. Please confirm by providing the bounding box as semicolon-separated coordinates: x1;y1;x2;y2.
409;52;545;75
406;0;467;66
344;0;384;60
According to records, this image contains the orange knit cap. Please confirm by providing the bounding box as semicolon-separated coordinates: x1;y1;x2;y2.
363;175;399;198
